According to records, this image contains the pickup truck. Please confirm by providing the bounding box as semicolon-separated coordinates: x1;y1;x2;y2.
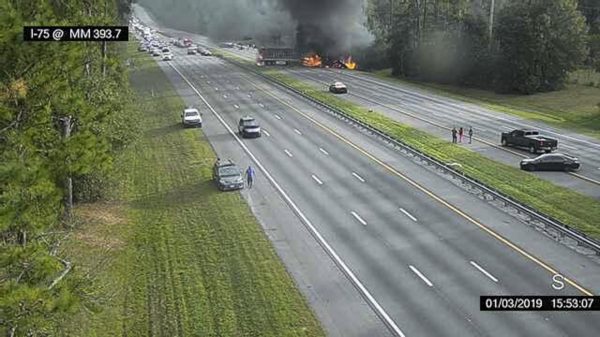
501;129;558;154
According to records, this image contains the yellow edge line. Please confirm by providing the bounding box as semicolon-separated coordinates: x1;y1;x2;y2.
238;70;594;296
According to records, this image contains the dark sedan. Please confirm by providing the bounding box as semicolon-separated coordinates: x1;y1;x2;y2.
213;160;244;191
520;153;580;172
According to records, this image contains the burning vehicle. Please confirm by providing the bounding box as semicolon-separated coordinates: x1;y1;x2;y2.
302;53;357;69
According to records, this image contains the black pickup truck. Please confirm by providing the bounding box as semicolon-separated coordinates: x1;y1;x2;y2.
501;129;558;154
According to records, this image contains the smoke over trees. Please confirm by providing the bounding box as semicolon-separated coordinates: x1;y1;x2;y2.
138;0;373;53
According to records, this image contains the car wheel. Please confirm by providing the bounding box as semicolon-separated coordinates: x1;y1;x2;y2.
529;165;536;171
529;145;536;154
501;139;507;146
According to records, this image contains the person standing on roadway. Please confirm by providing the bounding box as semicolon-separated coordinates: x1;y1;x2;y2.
468;127;473;144
246;165;255;188
458;127;464;143
451;127;457;143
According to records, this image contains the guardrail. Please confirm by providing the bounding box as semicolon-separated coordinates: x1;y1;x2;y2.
217;54;600;256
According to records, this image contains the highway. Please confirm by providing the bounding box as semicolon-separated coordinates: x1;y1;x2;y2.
221;46;600;199
135;6;600;337
284;67;600;198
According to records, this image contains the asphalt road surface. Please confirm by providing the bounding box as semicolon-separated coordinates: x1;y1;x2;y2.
218;45;600;199
135;7;600;337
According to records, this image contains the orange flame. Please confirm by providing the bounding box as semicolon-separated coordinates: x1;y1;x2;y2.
343;56;357;70
303;53;322;67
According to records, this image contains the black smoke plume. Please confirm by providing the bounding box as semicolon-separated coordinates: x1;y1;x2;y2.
278;0;372;54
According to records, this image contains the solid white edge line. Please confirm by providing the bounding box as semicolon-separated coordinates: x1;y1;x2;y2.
470;261;499;283
284;149;293;158
352;172;365;183
351;211;367;226
409;265;433;287
399;208;417;222
312;174;324;185
294;128;303;135
319;147;329;155
168;63;407;337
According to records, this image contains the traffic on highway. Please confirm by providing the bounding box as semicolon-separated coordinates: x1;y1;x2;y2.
6;1;597;336
130;4;600;336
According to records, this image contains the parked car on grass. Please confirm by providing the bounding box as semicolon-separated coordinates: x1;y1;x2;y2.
181;108;202;127
213;160;245;191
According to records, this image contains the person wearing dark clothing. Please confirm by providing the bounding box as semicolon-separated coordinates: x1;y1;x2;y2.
451;127;457;143
458;127;464;143
468;127;473;144
246;165;255;188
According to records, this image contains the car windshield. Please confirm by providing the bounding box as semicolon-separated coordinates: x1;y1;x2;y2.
242;119;258;127
218;166;240;177
185;111;198;117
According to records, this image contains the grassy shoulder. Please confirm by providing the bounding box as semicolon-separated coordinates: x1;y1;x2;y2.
246;67;600;240
372;69;600;140
59;42;324;336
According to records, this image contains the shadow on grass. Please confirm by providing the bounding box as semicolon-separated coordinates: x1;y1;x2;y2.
129;179;221;211
144;122;183;138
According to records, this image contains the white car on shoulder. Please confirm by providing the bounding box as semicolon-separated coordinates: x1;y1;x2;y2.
181;108;202;127
162;53;174;61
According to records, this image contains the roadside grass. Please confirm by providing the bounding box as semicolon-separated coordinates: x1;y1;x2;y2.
372;69;600;139
243;67;600;240
60;41;325;336
569;68;600;87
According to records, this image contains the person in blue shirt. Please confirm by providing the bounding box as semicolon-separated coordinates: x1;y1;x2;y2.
246;165;255;188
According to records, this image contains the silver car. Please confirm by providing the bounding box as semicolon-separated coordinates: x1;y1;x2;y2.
238;116;261;138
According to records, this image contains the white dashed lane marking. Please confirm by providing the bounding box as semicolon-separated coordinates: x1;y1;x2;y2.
400;208;417;222
350;211;367;226
409;265;433;287
352;172;365;183
470;261;499;283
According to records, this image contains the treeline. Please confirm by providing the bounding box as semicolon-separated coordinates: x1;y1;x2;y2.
366;0;598;93
0;0;133;335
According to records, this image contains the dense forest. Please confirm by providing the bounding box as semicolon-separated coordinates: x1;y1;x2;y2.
366;0;599;93
0;0;133;335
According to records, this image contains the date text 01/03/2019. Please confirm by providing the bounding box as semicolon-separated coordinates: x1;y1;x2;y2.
480;296;599;311
24;26;129;42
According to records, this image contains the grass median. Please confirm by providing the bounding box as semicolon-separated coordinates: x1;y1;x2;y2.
59;43;325;336
227;63;600;241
